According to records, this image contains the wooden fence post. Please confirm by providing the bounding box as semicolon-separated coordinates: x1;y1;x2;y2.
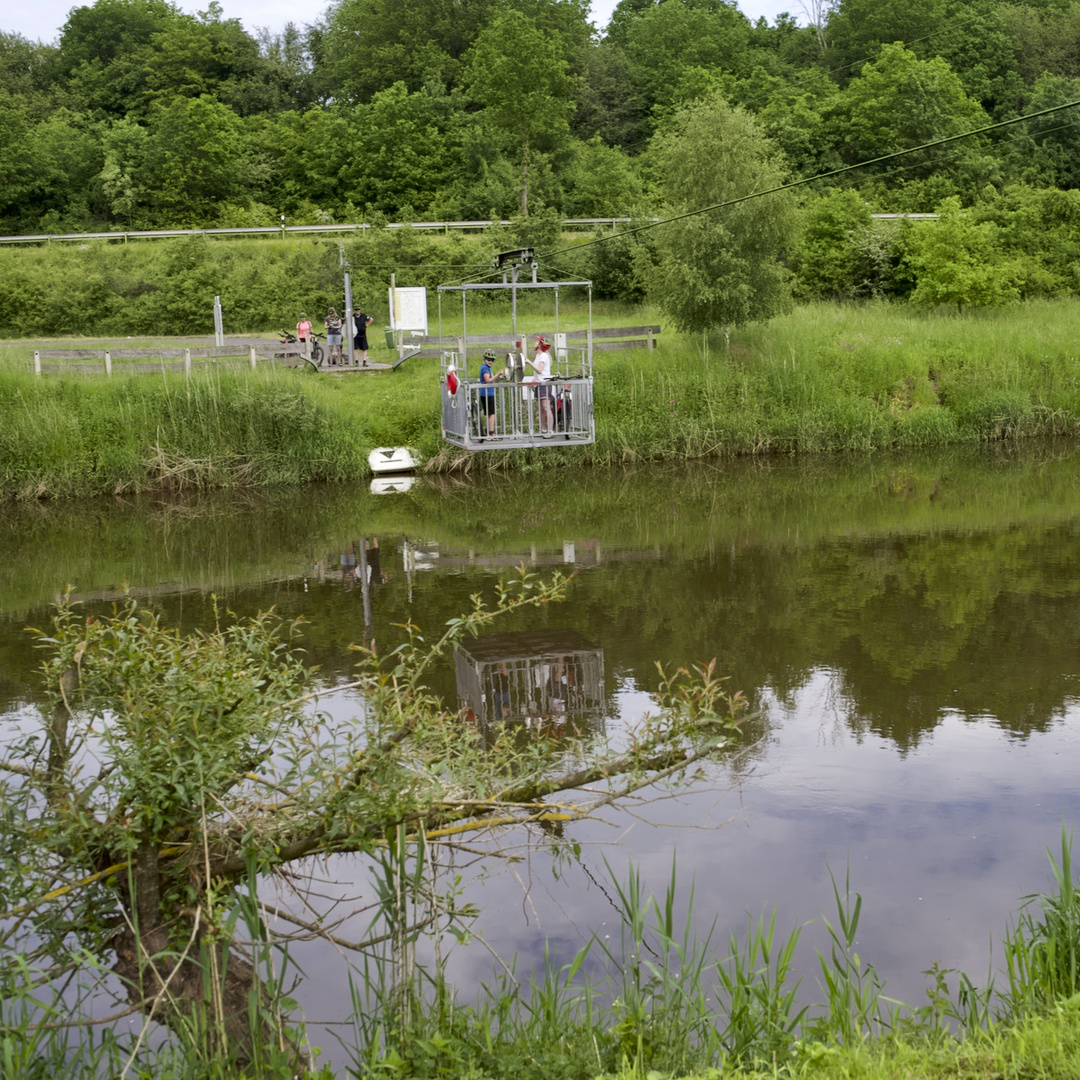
104;351;112;377
249;346;257;370
647;328;654;353
184;349;191;377
33;351;41;376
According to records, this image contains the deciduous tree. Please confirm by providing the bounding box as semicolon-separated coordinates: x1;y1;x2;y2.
905;195;1021;311
619;0;755;117
649;92;796;335
0;579;746;1070
464;9;576;215
828;43;991;194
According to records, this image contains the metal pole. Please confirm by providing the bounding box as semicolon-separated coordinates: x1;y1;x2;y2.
390;272;403;359
343;271;355;364
511;264;518;343
213;295;224;347
358;540;372;628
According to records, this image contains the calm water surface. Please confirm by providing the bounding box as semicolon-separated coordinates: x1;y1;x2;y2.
2;443;1079;1054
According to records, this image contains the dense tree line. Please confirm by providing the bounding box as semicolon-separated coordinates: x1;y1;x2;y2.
5;0;1080;312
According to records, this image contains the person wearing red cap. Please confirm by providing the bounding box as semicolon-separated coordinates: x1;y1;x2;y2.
525;335;554;436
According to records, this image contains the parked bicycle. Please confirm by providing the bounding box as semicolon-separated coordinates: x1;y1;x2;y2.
277;329;324;369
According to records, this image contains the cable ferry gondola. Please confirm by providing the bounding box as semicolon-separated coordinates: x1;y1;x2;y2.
439;250;595;451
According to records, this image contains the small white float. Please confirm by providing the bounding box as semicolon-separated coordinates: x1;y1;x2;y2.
368;446;421;494
368;446;422;474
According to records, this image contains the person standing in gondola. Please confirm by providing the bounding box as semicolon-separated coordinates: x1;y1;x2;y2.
479;349;497;438
525;335;555;437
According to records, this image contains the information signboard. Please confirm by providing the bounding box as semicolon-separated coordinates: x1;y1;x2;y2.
388;287;428;334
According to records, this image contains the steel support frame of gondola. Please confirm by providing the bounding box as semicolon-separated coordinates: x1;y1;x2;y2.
437;277;594;452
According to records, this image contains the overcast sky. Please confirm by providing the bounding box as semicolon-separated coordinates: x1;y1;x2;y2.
5;0;803;45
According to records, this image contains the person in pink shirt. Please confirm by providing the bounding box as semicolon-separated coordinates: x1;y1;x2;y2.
295;312;314;358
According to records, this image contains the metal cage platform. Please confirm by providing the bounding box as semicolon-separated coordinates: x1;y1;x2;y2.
438;268;595;452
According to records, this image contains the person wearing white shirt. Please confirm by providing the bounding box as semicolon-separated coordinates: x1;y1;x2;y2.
524;335;555;436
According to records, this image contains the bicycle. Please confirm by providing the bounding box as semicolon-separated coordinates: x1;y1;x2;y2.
278;329;324;369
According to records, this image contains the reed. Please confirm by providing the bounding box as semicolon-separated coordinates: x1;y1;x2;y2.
347;835;1080;1079
1001;824;1080;1019
5;296;1080;498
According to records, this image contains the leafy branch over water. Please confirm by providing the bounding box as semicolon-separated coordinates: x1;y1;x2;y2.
0;571;748;1073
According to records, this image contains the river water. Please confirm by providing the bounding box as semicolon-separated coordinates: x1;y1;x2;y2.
2;442;1079;1056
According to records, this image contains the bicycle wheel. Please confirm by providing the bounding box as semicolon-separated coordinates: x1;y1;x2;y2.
312;343;324;365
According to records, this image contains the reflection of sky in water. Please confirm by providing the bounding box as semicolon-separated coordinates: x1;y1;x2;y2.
6;629;1080;1070
288;669;1080;1069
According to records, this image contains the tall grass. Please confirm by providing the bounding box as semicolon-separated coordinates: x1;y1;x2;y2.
4;823;1080;1076
345;834;1080;1079
0;365;373;499
1002;824;1080;1019
5;297;1080;497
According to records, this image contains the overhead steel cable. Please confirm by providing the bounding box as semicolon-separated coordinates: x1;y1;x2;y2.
533;95;1080;268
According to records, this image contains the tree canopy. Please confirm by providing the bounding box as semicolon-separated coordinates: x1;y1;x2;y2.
649;93;797;332
4;0;1080;315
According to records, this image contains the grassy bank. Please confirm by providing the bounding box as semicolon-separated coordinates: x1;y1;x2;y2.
3;298;1080;498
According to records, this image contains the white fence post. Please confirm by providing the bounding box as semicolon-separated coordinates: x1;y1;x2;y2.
249;346;257;370
184;349;191;377
33;351;41;376
104;351;112;377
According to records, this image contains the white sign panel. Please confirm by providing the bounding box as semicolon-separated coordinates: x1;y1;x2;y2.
389;287;428;334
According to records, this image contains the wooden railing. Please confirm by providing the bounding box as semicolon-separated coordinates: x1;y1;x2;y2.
389;325;661;361
29;344;285;376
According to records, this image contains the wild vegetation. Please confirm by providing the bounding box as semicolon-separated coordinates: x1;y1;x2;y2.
4;1;1080;1072
5;568;1080;1078
7;0;1080;321
1;574;747;1076
2;296;1079;499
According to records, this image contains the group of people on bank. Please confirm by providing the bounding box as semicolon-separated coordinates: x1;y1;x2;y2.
296;306;374;366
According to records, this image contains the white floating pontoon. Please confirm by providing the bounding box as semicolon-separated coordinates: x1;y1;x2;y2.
368;446;422;474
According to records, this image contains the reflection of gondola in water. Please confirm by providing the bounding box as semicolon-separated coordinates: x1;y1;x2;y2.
454;629;606;746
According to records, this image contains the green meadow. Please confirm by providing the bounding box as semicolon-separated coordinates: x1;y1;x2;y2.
2;297;1079;499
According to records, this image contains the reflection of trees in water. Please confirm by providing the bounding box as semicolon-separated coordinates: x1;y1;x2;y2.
551;522;1080;750
2;509;1079;752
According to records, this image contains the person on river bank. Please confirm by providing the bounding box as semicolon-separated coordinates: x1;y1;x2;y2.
325;307;344;365
295;312;314;358
352;306;374;367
